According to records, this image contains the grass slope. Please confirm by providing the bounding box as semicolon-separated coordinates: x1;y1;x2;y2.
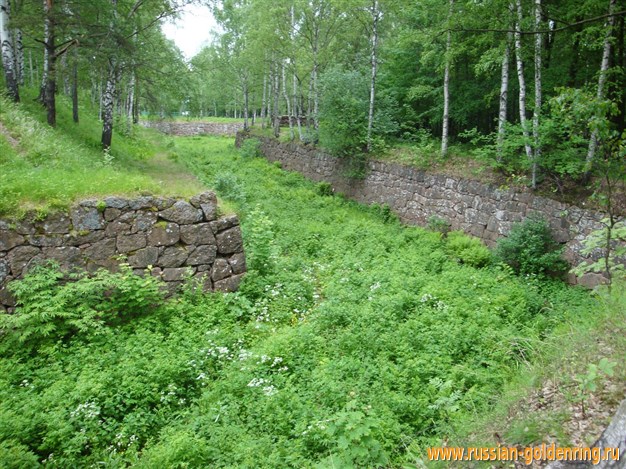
2;133;620;468
0;90;205;217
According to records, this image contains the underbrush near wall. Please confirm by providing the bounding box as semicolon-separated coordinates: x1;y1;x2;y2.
0;135;612;468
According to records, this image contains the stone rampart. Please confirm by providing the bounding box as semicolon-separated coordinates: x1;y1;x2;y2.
141;120;244;137
237;133;616;287
0;192;246;312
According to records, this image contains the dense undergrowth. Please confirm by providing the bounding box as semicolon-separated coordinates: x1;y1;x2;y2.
1;130;616;468
0;90;203;217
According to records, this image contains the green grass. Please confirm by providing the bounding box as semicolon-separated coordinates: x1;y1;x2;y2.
0;132;619;468
0;89;205;217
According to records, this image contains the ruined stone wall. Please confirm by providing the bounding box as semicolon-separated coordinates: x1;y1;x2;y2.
237;133;613;287
0;192;246;312
141;120;245;137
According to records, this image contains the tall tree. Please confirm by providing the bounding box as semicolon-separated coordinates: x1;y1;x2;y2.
0;0;19;101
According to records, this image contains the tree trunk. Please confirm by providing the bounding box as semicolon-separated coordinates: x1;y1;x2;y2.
367;0;381;153
72;48;78;123
39;0;50;104
44;0;56;127
294;70;302;140
513;0;534;177
273;59;280;138
101;62;116;150
586;0;617;171
441;0;454;157
28;49;33;87
531;0;542;189
261;72;267;129
243;78;249;130
126;72;135;134
14;28;23;86
497;30;512;161
0;0;19;102
312;27;319;130
282;62;294;140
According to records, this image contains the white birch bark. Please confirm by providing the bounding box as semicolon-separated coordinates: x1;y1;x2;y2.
497;31;512;161
367;0;381;153
531;0;542;189
441;0;454;157
261;72;267;128
14;28;23;85
514;0;534;170
0;0;19;101
282;61;294;140
586;0;617;168
39;0;50;103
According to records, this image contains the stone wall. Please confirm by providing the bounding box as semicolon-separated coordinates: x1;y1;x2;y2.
237;133;617;287
141;120;245;137
0;192;246;312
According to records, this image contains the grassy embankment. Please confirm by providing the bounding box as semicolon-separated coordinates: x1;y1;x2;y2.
0;89;205;218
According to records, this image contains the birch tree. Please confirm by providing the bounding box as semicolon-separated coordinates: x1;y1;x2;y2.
366;0;381;153
441;0;454;157
531;0;542;189
0;0;19;101
513;0;534;186
585;0;617;171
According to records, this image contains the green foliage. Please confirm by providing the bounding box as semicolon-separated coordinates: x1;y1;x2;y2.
495;217;569;277
213;173;247;205
0;136;600;468
0;91;202;217
427;215;451;237
245;206;277;275
576;357;617;417
1;262;163;348
446;231;492;268
239;138;261;158
316;182;334;196
572;218;626;281
319;67;397;159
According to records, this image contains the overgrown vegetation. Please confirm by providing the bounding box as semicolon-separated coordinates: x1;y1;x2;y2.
1;135;611;467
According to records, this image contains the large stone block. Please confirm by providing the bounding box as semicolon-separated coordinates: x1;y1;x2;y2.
211;258;232;281
8;246;41;276
180;223;215;245
128;246;159;268
0;230;25;251
160;246;190;268
216;226;243;255
159;201;203;225
71;206;105;231
186;245;217;265
117;233;147;253
148;223;180;247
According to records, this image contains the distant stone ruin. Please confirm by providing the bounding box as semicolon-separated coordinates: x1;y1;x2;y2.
0;192;246;312
140;120;244;137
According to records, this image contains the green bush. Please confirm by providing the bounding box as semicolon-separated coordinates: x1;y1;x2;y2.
1;262;163;347
239;138;261;158
495;217;569;277
446;231;492;268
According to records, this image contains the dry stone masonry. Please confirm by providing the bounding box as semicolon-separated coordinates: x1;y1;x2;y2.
0;192;246;312
237;133;618;288
141;120;245;137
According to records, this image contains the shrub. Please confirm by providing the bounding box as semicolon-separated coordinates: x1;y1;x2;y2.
1;262;164;346
428;215;451;238
240;138;261;159
495;217;569;277
316;182;333;196
446;231;492;268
